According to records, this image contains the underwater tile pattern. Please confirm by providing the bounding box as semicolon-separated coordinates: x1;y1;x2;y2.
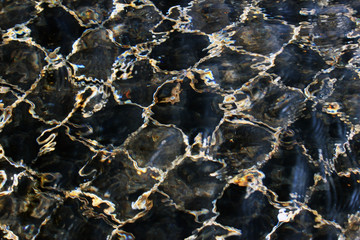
0;0;360;239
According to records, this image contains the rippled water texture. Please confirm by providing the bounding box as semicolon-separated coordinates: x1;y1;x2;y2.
0;0;360;239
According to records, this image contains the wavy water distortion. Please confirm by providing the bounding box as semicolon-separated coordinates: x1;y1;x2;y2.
0;0;360;239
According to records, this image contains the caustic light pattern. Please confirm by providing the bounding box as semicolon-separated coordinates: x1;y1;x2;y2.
1;0;360;239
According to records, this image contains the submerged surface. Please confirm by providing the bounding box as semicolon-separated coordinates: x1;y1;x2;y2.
0;0;360;239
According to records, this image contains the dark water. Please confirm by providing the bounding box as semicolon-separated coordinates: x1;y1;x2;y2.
0;0;360;239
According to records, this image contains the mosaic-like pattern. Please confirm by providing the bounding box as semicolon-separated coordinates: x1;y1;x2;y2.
1;0;360;239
